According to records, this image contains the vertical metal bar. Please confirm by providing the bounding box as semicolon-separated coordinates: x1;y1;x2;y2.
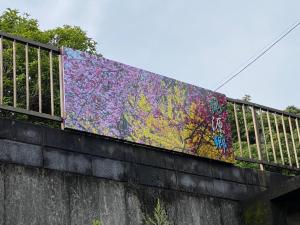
259;109;269;162
59;50;65;130
274;113;284;165
0;36;3;105
25;44;29;110
251;107;264;170
266;111;277;163
49;50;54;116
289;116;299;168
242;104;251;158
282;115;292;166
38;47;42;113
296;119;300;146
233;103;243;156
13;40;17;107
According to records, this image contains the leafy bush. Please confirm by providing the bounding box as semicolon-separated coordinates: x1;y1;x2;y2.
92;219;102;225
144;199;170;225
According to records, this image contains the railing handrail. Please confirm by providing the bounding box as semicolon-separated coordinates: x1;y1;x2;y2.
227;97;300;119
0;104;62;122
0;31;60;53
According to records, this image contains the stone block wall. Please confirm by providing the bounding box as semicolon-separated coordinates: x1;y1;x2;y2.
0;118;289;225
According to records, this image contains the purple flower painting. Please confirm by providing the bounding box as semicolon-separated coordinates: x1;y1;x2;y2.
63;48;234;163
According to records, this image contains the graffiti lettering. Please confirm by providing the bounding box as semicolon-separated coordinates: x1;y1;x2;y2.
212;116;223;133
209;97;222;114
208;96;228;154
213;135;228;150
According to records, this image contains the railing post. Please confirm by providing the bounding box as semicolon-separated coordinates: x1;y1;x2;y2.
49;50;54;116
37;47;42;113
59;47;65;130
259;108;269;162
274;113;284;165
233;103;243;156
289;116;299;168
25;43;29;110
266;111;277;163
251;106;264;170
242;104;252;158
282;115;292;166
296;119;300;148
13;40;17;107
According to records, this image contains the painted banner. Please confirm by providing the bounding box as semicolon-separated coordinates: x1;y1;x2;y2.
63;48;234;163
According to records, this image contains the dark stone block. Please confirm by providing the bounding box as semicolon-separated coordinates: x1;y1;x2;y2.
0;139;42;167
266;171;290;187
44;128;83;152
256;170;289;188
79;135;125;160
174;155;212;177
43;148;92;175
134;164;177;189
246;185;267;197
244;168;261;186
11;120;44;145
0;118;13;140
177;172;214;195
211;162;246;183
212;179;248;200
124;145;175;170
92;157;127;181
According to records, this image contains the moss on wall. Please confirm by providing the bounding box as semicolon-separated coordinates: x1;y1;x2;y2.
243;200;272;225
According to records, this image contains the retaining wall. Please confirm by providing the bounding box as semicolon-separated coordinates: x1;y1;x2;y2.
0;118;288;225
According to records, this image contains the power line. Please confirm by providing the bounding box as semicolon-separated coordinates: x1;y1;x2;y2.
214;21;300;92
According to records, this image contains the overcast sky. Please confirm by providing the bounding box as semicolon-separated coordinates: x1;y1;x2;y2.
1;0;299;109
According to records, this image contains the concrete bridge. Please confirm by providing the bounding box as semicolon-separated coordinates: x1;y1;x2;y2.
0;31;299;225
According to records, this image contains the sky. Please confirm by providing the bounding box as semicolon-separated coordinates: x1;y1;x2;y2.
0;0;299;110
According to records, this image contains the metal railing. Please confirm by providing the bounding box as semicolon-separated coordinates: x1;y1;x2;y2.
0;31;63;123
1;31;299;172
228;98;300;171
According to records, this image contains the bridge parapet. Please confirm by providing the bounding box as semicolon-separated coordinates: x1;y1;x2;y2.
0;31;299;172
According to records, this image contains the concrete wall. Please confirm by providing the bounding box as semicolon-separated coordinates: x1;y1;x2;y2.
0;118;289;225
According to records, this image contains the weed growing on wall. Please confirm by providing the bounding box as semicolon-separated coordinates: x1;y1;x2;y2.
92;219;102;225
144;199;170;225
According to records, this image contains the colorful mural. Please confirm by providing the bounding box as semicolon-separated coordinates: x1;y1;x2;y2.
63;48;234;163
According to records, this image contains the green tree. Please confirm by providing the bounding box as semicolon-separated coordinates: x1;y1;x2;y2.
0;8;99;125
285;106;300;115
0;8;98;54
242;94;251;102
